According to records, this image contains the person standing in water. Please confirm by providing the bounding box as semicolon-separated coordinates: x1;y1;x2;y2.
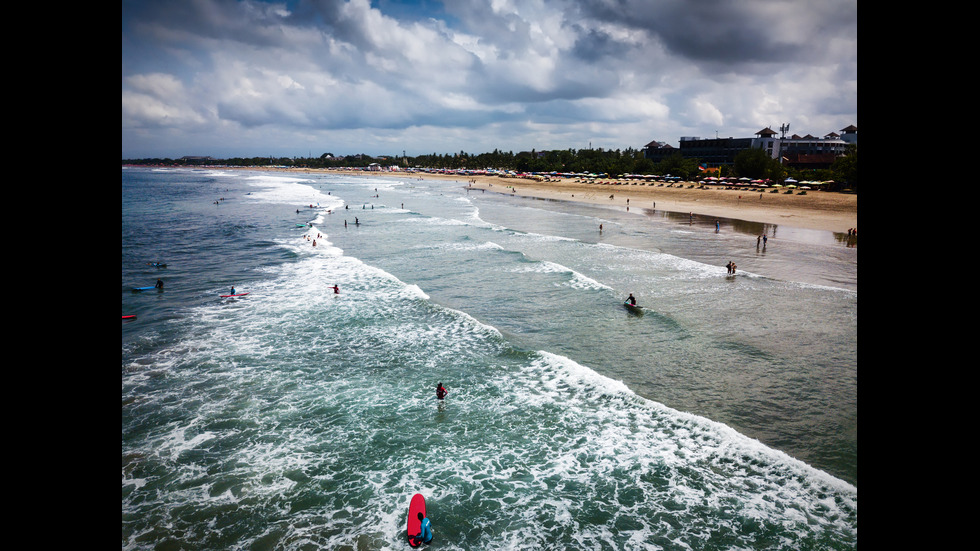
436;383;448;400
625;293;636;306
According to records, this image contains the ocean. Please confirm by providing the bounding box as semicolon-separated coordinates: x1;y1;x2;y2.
122;167;857;550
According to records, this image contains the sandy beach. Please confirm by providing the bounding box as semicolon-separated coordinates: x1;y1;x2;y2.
240;167;858;234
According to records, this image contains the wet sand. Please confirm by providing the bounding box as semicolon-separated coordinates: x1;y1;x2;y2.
320;169;857;234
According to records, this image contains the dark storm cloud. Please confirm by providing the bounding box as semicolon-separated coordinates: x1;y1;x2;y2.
570;0;856;66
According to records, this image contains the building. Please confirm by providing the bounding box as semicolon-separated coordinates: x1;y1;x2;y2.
643;125;856;170
839;125;858;145
641;140;677;164
676;135;756;167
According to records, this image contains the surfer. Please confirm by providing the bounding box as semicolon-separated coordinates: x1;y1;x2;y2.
155;278;164;289
415;512;433;545
330;285;339;294
230;286;236;295
625;293;636;306
436;383;448;400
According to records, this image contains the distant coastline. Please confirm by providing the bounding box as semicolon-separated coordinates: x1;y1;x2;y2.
233;166;858;234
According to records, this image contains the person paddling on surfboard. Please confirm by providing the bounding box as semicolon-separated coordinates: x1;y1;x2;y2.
436;383;448;400
414;512;433;545
625;293;636;306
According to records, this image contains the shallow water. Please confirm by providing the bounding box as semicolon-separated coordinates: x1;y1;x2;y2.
122;167;857;550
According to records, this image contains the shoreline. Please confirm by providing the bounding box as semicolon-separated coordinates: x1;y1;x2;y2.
208;166;858;234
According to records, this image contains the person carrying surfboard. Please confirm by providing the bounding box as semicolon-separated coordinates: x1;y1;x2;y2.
415;512;433;545
436;383;448;400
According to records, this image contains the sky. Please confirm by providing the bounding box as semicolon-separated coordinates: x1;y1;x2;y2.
121;0;857;160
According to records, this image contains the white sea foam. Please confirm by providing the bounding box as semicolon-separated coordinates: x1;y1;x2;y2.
509;259;611;290
528;350;858;497
243;174;345;210
123;169;857;550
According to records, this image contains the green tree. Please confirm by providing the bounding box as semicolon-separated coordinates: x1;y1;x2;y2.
733;147;784;180
831;145;857;190
654;152;700;180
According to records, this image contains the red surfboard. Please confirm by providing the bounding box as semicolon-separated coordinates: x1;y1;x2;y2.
220;293;250;298
406;493;426;547
122;315;136;320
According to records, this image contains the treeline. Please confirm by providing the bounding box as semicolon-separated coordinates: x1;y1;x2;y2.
122;147;663;174
123;144;857;189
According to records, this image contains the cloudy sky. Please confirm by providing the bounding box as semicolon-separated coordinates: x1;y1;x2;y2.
121;0;857;159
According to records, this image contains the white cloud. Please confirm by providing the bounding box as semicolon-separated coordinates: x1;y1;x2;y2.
122;73;211;129
687;98;725;128
121;0;857;158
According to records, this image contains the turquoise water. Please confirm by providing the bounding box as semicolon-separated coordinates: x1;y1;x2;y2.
122;167;857;550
